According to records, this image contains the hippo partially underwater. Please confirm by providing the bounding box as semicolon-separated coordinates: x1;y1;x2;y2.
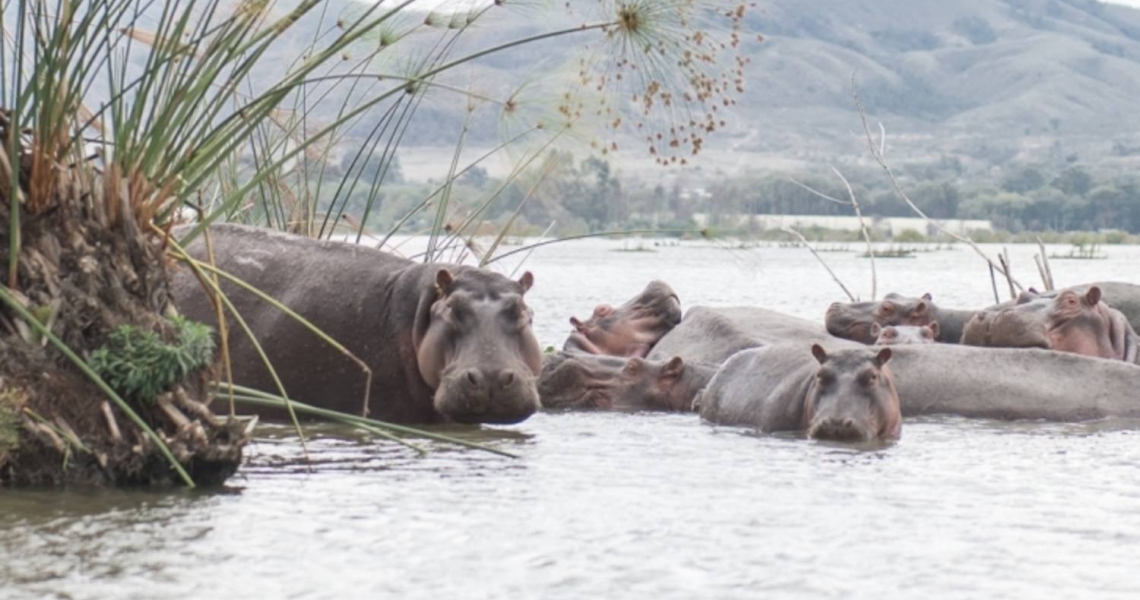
172;224;544;425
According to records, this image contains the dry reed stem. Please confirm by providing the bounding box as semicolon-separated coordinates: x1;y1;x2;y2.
851;74;1023;294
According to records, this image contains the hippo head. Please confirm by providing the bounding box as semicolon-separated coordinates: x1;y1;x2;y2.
415;268;543;424
873;322;940;346
538;352;627;410
804;345;901;442
616;356;693;412
825;293;935;345
538;352;696;412
564;280;682;357
962;286;1126;360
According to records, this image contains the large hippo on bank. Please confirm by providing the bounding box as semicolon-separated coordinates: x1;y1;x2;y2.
961;286;1138;363
171;224;543;425
539;351;715;412
699;343;902;441
563;281;682;357
649;306;857;365
826;293;976;344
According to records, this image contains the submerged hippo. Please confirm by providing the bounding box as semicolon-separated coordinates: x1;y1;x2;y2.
874;323;939;346
649;306;856;366
563;281;682;357
826;293;975;344
698;343;902;441
888;344;1140;421
538;351;715;412
961;286;1138;363
171;224;543;425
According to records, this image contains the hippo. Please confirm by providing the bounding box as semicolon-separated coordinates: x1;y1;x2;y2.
701;342;1140;425
538;351;715;412
563;281;682;357
649;306;857;366
170;224;543;425
887;344;1140;421
961;286;1138;363
826;293;976;344
874;323;939;346
1040;282;1140;334
698;343;902;441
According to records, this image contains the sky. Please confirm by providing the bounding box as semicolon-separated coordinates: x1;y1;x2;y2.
1106;0;1140;7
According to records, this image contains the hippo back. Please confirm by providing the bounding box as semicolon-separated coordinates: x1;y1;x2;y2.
887;344;1140;421
650;306;857;365
698;343;817;429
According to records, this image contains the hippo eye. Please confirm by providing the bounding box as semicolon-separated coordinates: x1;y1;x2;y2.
878;302;895;315
817;371;836;385
858;370;879;386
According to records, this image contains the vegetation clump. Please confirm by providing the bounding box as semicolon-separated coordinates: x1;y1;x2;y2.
90;318;216;404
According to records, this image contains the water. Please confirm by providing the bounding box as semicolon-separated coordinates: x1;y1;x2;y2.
4;240;1140;599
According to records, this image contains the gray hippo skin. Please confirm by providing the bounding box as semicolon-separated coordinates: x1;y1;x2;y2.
826;293;976;344
699;343;901;441
170;224;543;425
889;344;1140;420
539;351;716;412
703;342;1140;422
649;306;858;365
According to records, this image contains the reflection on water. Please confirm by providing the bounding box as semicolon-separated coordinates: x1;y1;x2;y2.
4;240;1140;599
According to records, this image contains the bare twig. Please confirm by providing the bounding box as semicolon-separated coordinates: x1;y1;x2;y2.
829;166;876;300
851;74;1023;293
988;263;1000;305
782;226;856;302
999;249;1016;300
788;171;876;300
1036;236;1055;290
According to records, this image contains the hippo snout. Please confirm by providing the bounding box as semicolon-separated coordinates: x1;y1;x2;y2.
809;417;871;442
435;367;539;425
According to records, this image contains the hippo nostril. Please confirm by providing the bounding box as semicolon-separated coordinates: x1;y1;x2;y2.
465;370;481;387
500;370;515;388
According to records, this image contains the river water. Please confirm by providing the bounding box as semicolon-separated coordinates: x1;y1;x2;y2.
4;239;1140;599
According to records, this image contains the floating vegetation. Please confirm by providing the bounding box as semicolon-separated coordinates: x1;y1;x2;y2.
1050;243;1108;260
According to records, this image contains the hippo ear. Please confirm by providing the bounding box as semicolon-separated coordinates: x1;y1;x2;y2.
874;347;893;367
518;271;534;294
662;356;685;380
570;316;585;332
913;300;928;316
1085;286;1102;306
922;293;933;302
435;268;455;296
621;357;645;375
869;323;882;339
928;321;941;340
811;344;829;364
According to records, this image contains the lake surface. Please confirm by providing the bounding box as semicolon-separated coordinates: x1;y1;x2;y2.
4;239;1140;599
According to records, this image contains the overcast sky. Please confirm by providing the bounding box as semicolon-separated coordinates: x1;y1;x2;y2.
1106;0;1140;7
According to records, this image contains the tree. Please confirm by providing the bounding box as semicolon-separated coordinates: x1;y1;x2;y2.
1001;167;1046;194
1051;167;1093;196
